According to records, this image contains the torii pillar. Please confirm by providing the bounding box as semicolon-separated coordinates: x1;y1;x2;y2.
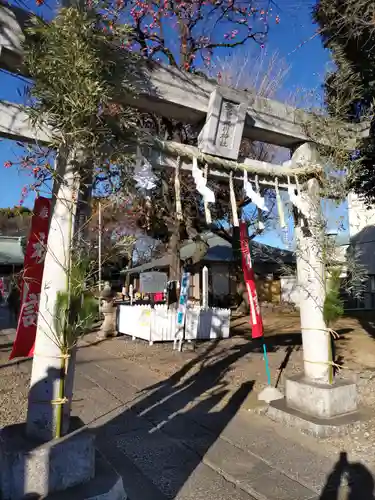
268;143;359;437
0;152;126;499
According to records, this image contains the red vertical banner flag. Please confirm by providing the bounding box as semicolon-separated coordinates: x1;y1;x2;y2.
10;197;51;359
239;221;264;339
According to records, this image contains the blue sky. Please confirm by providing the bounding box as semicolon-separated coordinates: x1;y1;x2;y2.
0;0;346;248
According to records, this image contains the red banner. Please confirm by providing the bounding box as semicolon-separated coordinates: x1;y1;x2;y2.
239;221;263;339
10;197;51;359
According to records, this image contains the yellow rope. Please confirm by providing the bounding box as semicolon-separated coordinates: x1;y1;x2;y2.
51;397;69;405
30;354;71;407
304;359;344;369
301;327;342;374
301;327;340;339
34;353;71;359
31;397;70;405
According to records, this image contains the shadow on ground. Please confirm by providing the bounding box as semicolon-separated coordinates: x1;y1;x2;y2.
1;336;256;497
85;336;374;499
320;451;374;500
356;314;375;343
88;339;256;499
8;329;375;498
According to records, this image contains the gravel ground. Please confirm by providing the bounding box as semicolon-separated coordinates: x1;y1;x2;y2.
0;331;30;427
1;307;375;468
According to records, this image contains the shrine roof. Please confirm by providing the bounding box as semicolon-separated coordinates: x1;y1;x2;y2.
123;232;294;275
0;236;25;266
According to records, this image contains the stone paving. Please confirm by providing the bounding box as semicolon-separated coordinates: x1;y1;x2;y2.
71;334;375;500
1;308;374;500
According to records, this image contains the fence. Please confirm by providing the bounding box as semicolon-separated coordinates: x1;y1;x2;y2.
117;304;153;342
117;304;231;345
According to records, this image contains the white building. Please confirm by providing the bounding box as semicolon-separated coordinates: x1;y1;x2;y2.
278;194;375;311
345;193;375;310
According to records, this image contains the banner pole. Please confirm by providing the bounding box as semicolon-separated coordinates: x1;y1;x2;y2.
98;200;102;293
239;221;283;403
262;343;272;386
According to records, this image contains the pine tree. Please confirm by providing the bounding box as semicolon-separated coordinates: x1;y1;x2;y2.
314;0;375;205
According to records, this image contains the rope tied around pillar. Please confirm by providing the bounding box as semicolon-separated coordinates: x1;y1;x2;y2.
302;327;342;378
50;397;69;405
301;327;340;339
34;352;72;359
32;351;73;409
30;396;70;405
303;359;344;372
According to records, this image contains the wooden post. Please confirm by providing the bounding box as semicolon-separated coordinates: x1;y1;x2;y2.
98;200;102;293
202;266;209;309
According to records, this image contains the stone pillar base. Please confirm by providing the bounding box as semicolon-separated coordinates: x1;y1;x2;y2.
266;374;363;438
286;374;357;418
49;452;126;500
0;418;126;499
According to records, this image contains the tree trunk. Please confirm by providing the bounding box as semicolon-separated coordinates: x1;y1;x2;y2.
232;225;241;264
168;225;181;282
166;223;181;308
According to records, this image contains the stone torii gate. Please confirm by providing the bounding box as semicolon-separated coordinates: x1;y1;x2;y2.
0;2;368;498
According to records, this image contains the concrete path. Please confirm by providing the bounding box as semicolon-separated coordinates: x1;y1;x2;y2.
71;335;374;500
0;305;371;498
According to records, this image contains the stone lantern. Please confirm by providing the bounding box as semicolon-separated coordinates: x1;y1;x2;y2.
98;282;117;339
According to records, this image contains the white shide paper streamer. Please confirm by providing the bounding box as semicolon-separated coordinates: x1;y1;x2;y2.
192;157;215;204
134;147;157;190
287;175;309;219
243;170;269;212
